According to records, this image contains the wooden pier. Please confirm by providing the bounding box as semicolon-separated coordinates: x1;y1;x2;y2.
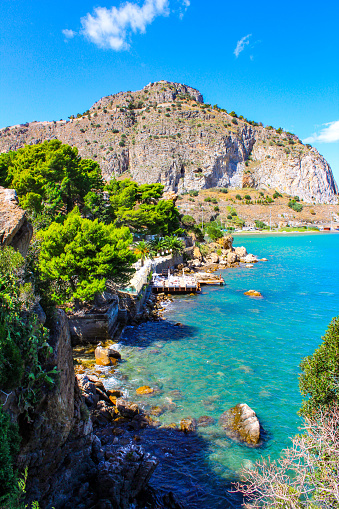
151;272;224;294
152;274;200;294
197;273;224;286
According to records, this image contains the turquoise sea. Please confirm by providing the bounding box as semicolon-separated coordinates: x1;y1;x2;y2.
108;233;339;508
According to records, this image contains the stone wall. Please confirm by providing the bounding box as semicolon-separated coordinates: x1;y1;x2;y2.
68;297;119;345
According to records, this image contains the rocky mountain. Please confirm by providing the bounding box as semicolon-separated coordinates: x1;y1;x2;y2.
0;80;337;204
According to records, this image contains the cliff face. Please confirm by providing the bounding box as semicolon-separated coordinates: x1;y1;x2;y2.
3;310;95;508
0;80;337;204
0;187;33;255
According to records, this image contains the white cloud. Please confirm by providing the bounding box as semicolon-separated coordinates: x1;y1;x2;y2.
234;34;252;58
303;120;339;144
179;0;190;19
80;0;170;50
62;29;76;39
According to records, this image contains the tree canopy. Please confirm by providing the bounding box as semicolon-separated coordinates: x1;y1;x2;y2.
37;208;136;304
0;140;103;218
299;315;339;417
106;178;180;235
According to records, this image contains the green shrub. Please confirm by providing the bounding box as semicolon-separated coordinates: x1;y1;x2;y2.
189;190;199;197
288;200;303;212
299;316;339;417
244;194;251;200
119;141;125;147
273;191;282;199
204;197;212;202
227;214;232;220
255;220;267;229
214;206;219;212
231;118;238;125
219;188;228;193
0;405;21;504
181;215;196;228
206;225;223;240
231;211;237;216
235;194;242;200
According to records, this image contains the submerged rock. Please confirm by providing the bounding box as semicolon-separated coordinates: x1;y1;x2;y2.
219;403;261;445
197;416;216;427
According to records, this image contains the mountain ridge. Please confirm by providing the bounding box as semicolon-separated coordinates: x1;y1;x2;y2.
0;80;338;204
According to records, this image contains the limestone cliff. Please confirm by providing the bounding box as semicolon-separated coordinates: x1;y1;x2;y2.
0;186;33;255
0;81;337;204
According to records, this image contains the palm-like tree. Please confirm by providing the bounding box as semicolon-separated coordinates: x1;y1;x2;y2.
134;240;152;267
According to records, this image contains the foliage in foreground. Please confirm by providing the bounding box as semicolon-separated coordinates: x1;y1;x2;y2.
236;316;339;507
0;247;56;506
38;207;136;304
0;405;20;504
0;247;55;398
299;315;339;417
237;406;339;508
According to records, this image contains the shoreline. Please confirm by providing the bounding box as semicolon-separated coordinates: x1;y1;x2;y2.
233;230;339;236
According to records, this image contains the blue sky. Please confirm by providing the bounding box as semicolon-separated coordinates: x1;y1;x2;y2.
1;0;338;182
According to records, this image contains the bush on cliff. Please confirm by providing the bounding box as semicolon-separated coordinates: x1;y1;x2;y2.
0;405;21;505
37;207;136;304
0;247;58;506
0;140;103;219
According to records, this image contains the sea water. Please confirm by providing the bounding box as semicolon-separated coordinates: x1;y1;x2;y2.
107;233;339;508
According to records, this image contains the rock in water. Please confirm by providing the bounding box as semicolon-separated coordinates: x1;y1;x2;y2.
234;246;247;258
95;346;112;366
219;403;260;445
244;290;262;297
242;253;258;263
180;417;197;433
136;385;154;395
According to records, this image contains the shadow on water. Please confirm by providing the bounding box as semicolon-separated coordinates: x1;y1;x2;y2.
97;421;245;509
119;320;198;349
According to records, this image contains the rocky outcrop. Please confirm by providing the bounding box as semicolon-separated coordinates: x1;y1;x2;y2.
0;82;337;204
97;444;158;509
1;310;158;508
219;403;261;445
13;310;95;508
0;186;33;255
